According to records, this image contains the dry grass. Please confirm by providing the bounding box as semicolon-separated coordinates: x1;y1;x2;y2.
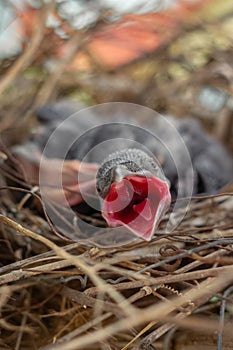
0;2;233;348
0;157;233;349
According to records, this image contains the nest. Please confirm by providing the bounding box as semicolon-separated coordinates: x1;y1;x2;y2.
0;153;233;350
0;2;233;348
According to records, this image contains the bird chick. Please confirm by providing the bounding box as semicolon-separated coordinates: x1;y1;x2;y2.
10;101;233;241
96;148;171;240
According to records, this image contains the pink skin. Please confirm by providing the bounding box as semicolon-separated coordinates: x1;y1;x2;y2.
102;175;171;241
14;153;98;206
14;152;171;240
39;159;98;206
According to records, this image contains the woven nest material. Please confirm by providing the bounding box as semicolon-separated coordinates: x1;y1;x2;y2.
0;2;233;348
0;156;233;349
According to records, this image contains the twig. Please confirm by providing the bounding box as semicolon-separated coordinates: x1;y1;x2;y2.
0;1;54;96
85;265;233;296
0;242;81;275
0;185;70;240
38;273;233;350
14;296;30;350
0;259;74;286
61;286;124;316
44;312;112;348
0;318;33;334
0;214;136;317
35;30;89;107
217;285;233;350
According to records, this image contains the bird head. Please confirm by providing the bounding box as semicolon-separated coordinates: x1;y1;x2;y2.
96;149;171;241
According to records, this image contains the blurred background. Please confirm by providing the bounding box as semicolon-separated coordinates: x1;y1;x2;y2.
0;0;233;153
0;2;233;350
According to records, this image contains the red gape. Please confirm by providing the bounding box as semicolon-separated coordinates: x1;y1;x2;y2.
102;175;171;240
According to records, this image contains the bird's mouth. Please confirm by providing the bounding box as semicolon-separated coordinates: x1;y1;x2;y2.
102;175;171;241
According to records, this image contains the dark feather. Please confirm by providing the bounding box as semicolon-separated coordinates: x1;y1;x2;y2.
13;101;233;198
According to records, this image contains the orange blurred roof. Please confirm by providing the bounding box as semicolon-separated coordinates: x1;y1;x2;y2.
17;0;213;71
86;0;212;70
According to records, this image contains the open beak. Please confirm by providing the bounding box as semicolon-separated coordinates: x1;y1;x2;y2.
102;175;171;241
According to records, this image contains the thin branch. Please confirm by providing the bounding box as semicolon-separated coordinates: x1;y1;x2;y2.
0;214;136;317
34;30;89;107
39;274;233;350
0;1;54;96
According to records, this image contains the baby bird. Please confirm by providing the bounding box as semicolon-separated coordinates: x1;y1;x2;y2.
12;101;233;240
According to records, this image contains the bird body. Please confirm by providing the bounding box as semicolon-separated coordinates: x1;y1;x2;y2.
12;101;233;240
33;102;232;195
